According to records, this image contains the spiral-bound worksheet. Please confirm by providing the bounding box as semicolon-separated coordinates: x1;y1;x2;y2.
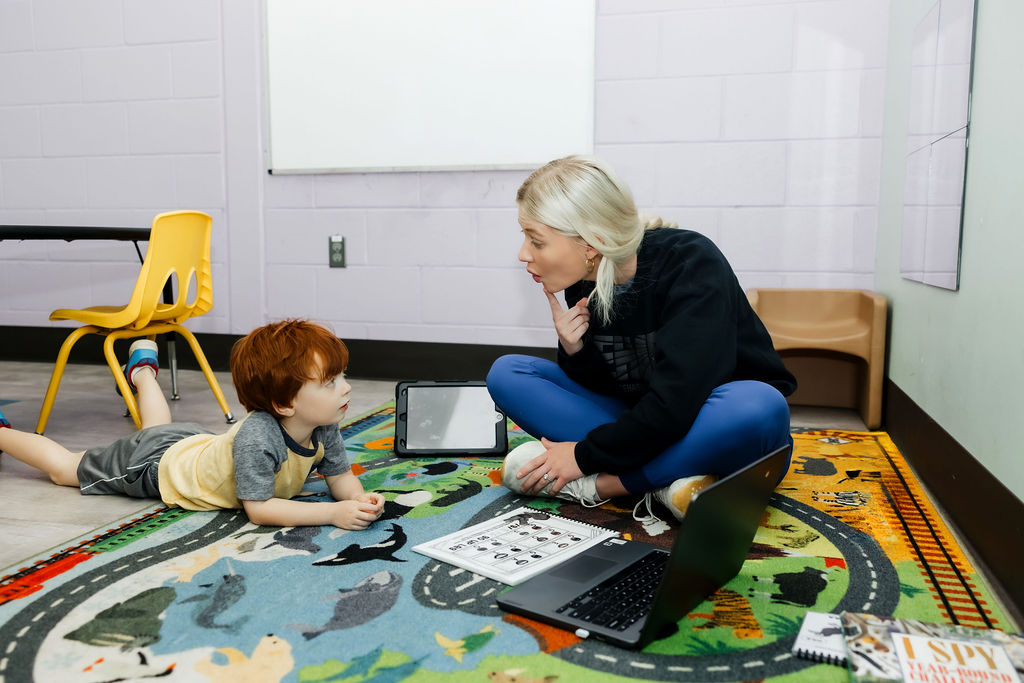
412;507;618;585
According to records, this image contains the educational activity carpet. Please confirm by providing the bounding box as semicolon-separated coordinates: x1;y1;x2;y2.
0;406;1015;683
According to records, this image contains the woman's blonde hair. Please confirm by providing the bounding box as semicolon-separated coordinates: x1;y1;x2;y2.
516;155;676;324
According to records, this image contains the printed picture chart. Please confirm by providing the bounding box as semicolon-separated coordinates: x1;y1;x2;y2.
412;507;618;585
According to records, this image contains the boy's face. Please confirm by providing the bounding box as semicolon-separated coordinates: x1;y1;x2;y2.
287;358;351;427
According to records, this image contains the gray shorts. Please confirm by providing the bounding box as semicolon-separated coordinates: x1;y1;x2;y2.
77;422;212;499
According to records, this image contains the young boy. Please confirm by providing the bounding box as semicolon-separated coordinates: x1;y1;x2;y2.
0;319;384;530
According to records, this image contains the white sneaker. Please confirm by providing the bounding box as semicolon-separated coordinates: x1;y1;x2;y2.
500;441;608;507
633;474;719;525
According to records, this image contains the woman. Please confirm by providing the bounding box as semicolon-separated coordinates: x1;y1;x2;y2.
486;155;796;524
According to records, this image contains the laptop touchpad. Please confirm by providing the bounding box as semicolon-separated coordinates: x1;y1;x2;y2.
549;556;616;583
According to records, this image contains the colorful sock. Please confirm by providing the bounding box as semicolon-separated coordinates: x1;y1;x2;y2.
119;340;159;395
0;407;10;429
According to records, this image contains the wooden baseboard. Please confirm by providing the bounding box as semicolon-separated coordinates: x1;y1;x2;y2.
0;325;556;381
885;379;1024;621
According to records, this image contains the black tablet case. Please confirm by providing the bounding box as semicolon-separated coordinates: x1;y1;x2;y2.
394;380;508;457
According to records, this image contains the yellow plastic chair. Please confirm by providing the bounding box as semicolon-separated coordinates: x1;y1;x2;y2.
747;288;888;430
36;211;236;434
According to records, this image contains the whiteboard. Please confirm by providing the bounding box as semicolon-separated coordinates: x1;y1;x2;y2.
264;0;596;174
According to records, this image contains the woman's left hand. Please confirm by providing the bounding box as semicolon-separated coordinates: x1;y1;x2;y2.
518;438;585;495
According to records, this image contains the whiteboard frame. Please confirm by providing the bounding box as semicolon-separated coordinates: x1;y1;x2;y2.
263;0;596;175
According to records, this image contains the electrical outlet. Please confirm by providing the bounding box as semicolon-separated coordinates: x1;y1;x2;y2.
328;235;346;268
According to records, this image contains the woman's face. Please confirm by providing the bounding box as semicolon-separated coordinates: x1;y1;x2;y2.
517;213;593;294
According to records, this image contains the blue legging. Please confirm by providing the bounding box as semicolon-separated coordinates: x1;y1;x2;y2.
486;354;792;493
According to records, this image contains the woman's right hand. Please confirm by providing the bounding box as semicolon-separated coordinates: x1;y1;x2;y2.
545;290;590;355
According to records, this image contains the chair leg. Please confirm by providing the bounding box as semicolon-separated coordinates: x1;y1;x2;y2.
171;325;236;424
36;326;98;435
104;333;142;430
167;332;180;400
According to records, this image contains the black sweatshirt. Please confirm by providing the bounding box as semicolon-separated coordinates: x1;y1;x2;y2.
561;228;796;476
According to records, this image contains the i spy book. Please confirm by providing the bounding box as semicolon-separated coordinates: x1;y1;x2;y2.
841;611;1024;683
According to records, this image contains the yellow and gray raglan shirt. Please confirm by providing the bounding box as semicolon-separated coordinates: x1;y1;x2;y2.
157;411;350;511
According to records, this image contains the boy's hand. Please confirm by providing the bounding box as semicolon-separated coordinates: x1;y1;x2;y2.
355;492;385;519
330;499;383;530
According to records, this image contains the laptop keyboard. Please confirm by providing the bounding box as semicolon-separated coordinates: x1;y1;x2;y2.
554;550;669;631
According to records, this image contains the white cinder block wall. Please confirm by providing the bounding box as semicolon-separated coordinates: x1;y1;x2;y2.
0;0;889;349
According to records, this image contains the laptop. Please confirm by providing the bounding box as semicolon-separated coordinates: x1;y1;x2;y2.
496;442;791;649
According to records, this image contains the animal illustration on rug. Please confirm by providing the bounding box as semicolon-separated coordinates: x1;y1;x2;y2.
793;456;838;477
229;525;280;553
420;461;459;476
812;490;869;508
291;570;403;640
81;651;176;680
487;669;559;683
166;542;240;583
759;511;797;534
748;566;832;607
180;559;249;632
193;633;294;682
430;478;484;507
313;523;407;566
233;536;262;554
687;588;764;639
758;515;821;550
64;586;176;651
376;489;433;520
837;470;882;484
319;646;425;682
267;525;322;554
435;624;500;662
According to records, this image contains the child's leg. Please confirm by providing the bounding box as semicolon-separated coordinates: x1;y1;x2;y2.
133;368;171;429
120;339;170;429
486;354;628;441
619;380;792;493
0;426;84;487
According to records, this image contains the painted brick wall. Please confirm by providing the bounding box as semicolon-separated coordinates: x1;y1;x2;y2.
0;0;228;332
0;0;889;349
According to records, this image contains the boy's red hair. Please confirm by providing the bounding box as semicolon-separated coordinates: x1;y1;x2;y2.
230;319;349;417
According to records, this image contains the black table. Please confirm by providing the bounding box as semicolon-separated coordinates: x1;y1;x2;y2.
0;224;185;399
0;225;150;240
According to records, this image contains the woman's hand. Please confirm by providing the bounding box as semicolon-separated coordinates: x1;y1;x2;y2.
515;437;585;495
545;290;590;355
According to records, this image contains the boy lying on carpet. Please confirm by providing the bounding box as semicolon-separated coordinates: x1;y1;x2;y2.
0;319;385;530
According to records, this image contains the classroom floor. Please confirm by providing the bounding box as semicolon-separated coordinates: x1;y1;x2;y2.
0;359;865;570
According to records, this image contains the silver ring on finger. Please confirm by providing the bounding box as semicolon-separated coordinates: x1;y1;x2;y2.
542;473;549;481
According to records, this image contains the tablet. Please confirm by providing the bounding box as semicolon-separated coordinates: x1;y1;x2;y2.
394;380;508;457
